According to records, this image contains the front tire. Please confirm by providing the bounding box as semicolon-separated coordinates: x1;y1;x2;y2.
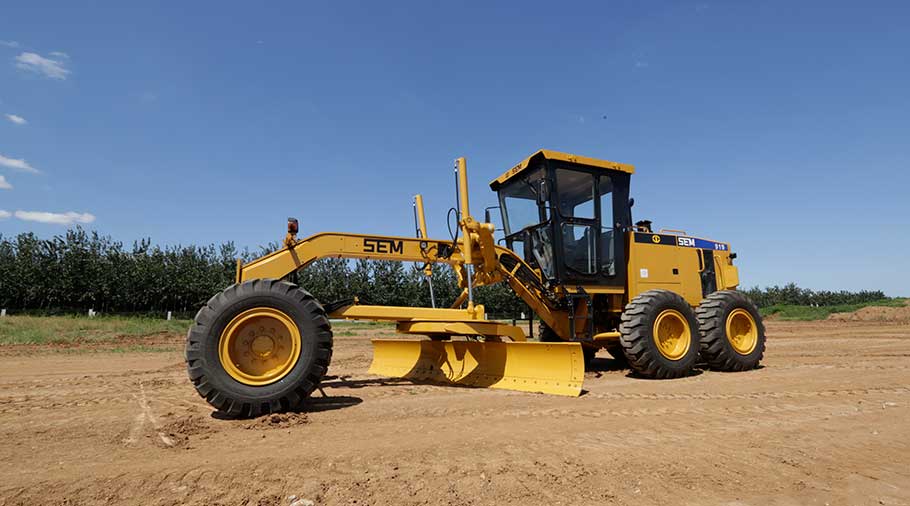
696;290;765;371
619;290;700;379
185;279;333;418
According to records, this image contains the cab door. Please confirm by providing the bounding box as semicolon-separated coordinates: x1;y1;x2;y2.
551;166;630;288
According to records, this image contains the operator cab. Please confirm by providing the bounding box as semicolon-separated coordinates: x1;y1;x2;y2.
490;150;634;289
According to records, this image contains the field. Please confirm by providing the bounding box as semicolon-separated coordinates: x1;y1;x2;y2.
760;298;908;321
1;314;909;505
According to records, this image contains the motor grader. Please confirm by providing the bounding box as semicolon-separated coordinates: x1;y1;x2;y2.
186;150;765;416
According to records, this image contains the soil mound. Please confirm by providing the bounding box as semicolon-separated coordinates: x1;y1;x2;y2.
243;412;309;430
828;303;910;322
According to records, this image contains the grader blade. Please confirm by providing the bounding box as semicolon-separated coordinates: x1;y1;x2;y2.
368;339;584;396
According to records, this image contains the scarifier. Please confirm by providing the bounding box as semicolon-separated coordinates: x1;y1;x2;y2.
185;150;765;416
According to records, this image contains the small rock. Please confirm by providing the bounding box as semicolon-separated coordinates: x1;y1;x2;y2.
289;499;314;506
882;402;898;408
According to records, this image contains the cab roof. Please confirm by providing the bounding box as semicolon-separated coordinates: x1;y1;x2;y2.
489;149;635;190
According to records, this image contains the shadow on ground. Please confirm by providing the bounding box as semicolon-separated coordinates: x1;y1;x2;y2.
209;392;363;420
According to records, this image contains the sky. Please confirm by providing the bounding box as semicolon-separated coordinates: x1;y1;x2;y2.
1;1;908;295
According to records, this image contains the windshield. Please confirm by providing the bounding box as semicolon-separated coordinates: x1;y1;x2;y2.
499;167;547;235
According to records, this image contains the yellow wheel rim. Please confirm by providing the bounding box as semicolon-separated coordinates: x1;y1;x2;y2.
726;308;758;355
652;309;691;360
219;307;302;386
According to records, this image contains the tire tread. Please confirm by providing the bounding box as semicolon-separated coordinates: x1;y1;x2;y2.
184;279;333;417
695;290;765;371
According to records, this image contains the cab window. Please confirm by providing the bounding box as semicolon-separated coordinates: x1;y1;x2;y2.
556;170;595;219
499;167;548;235
555;170;614;276
599;175;615;276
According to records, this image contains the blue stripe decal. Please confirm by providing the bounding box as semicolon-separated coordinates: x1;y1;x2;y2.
679;236;728;251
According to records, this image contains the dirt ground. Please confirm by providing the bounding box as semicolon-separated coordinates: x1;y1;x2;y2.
1;319;909;506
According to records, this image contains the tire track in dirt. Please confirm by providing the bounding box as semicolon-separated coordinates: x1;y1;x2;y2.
123;381;177;448
356;388;909;425
583;384;910;401
538;399;907;453
0;371;190;414
342;386;910;419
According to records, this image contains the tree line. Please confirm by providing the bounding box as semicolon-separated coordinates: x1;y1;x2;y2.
0;228;526;318
0;228;889;317
741;283;886;308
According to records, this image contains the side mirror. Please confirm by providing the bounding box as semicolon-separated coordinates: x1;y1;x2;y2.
628;197;635;208
483;206;500;225
536;180;549;205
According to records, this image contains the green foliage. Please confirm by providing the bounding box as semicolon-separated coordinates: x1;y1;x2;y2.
759;299;907;321
0;228;529;318
296;258;528;318
743;283;888;308
0;227;249;315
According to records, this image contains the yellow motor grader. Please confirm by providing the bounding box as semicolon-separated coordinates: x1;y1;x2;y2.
186;150;765;416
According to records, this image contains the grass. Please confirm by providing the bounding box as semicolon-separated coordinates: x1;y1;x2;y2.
760;298;907;321
0;299;910;346
0;314;190;345
0;314;396;346
334;321;397;337
7;298;900;346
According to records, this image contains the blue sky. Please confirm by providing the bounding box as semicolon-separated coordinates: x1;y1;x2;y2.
1;1;908;295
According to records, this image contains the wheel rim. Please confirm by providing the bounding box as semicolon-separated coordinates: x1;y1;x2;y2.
652;309;691;360
219;307;302;386
726;308;758;355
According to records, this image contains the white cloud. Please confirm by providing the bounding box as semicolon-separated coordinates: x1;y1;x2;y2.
0;210;11;219
139;91;158;102
14;210;95;225
0;175;11;190
0;41;19;48
5;113;26;125
49;51;69;58
0;153;39;173
15;52;70;80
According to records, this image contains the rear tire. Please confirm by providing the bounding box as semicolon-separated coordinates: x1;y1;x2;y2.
185;279;333;418
619;290;700;379
696;290;765;371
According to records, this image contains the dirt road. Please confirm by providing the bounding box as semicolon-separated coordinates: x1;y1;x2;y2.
1;320;909;506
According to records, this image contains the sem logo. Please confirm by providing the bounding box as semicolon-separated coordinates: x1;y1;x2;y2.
677;237;696;247
651;235;661;243
363;238;404;254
